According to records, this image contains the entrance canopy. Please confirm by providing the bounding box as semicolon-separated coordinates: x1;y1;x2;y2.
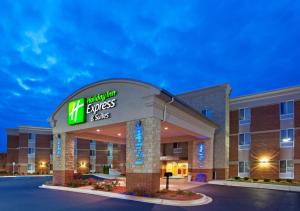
49;78;217;139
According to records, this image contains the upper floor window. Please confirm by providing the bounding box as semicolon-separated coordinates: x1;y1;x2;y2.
280;101;294;119
90;140;96;150
280;128;294;148
28;147;35;155
239;133;251;150
239;108;251;124
89;150;96;157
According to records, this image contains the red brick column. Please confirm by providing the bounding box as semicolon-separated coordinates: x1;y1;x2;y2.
53;133;74;185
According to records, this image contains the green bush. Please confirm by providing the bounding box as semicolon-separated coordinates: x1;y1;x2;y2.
176;189;184;195
253;178;259;182
186;191;193;196
234;176;240;180
243;177;249;181
286;179;293;183
160;189;169;194
263;178;270;182
275;179;281;182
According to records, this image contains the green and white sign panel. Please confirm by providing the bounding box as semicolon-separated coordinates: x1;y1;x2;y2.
67;90;118;126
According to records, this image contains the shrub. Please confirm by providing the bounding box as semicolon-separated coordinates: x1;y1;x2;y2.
176;189;184;195
234;176;240;180
87;178;97;186
275;179;281;182
243;177;249;181
133;188;147;196
186;191;193;196
263;178;270;182
160;189;169;194
286;179;293;183
253;178;259;182
103;184;113;191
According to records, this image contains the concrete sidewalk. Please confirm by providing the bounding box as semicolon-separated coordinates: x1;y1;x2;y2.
209;180;300;192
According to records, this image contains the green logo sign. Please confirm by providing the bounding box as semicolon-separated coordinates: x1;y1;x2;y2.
68;98;86;125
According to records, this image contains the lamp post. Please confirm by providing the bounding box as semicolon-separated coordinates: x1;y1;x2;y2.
12;162;15;176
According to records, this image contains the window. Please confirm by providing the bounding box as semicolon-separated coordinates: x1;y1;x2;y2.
28;148;35;155
280;160;294;178
27;163;35;173
28;133;35;140
238;161;249;173
280;129;294;148
280;101;294;119
173;143;179;149
89;150;96;157
239;133;251;150
239;108;251;124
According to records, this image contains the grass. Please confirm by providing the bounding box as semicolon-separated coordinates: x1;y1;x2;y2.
228;178;300;186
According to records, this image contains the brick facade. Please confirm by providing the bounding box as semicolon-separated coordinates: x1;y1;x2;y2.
250;104;280;132
250;132;280;179
295;101;300;127
230;110;239;134
229;135;238;162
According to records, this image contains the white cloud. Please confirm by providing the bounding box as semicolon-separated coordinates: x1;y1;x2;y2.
16;78;30;91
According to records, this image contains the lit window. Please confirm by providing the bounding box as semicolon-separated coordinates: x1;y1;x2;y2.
239;133;251;150
280;129;294;148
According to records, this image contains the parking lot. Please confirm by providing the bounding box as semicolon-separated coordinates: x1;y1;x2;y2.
1;176;300;211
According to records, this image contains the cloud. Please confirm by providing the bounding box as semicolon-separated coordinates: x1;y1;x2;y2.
1;0;300;152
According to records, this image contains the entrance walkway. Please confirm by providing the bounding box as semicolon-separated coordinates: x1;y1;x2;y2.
160;178;206;190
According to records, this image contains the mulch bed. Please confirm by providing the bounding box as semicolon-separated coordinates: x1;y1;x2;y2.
158;191;202;201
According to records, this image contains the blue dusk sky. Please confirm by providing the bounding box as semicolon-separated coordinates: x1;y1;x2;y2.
0;0;300;152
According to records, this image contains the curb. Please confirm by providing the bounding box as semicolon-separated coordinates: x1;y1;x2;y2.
0;175;51;178
208;180;300;192
39;185;213;207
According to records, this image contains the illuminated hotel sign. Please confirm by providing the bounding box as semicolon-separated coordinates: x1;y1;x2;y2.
134;120;144;165
68;90;117;125
198;143;205;166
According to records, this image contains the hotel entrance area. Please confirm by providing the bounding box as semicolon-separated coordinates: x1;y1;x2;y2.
49;79;217;193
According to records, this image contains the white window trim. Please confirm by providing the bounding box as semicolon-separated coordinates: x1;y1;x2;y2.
279;160;294;179
280;128;294;148
238;133;251;150
238;161;250;177
239;107;251;125
280;100;294;120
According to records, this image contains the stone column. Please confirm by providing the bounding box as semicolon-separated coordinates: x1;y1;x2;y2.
52;133;74;185
126;117;161;193
188;138;213;181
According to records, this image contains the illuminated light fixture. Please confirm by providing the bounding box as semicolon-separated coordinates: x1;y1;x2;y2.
80;161;86;168
259;157;269;164
282;138;291;143
40;161;46;168
164;127;169;130
96;129;100;132
117;133;122;137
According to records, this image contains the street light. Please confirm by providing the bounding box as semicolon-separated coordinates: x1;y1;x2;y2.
12;162;15;176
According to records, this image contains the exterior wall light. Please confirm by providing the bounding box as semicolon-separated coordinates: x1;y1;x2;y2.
80;161;86;168
40;161;46;168
164;127;169;130
259;157;270;167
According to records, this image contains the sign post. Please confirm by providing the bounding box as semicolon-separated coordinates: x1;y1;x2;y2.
164;172;173;190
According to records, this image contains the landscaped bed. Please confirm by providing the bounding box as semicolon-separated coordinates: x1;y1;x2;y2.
229;177;300;186
45;174;202;201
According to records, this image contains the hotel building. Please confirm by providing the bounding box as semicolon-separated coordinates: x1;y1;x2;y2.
4;79;300;193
